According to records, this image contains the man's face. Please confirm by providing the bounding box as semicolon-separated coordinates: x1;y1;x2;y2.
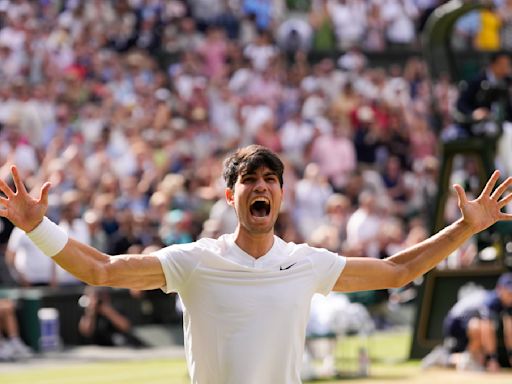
492;56;512;79
226;166;283;235
497;286;512;307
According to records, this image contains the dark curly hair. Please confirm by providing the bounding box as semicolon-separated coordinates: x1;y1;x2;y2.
222;145;284;190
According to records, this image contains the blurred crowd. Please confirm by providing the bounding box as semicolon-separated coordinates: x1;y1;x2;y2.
0;0;447;288
0;0;511;359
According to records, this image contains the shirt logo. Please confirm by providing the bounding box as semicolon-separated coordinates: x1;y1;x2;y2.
279;263;297;271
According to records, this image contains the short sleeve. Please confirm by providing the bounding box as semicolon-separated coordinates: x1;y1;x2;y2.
478;292;500;320
153;243;202;294
309;248;346;296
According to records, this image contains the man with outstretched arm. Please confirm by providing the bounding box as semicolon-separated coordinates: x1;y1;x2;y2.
1;145;512;384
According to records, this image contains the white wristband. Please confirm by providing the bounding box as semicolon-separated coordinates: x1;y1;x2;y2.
26;217;69;257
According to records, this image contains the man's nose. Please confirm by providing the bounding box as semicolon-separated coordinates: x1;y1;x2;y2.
254;177;268;191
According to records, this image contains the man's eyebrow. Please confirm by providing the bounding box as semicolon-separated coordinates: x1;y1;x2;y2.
239;170;278;177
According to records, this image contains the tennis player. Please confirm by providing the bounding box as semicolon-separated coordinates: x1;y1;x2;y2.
1;145;512;383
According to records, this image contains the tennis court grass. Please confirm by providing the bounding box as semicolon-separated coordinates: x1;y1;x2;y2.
3;329;511;383
3;359;190;384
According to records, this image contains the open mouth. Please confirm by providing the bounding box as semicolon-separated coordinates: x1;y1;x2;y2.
250;198;271;218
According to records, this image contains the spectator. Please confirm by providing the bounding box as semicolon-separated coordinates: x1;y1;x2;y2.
239;13;259;47
456;52;512;128
197;26;228;80
174;17;204;53
294;163;333;239
328;0;367;50
353;105;381;166
455;51;512;177
380;156;411;216
324;193;351;244
407;112;437;162
6;226;55;287
254;117;282;152
0;298;32;361
83;209;109;253
107;211;144;255
345;190;382;258
0;124;38;176
243;30;278;72
364;2;386;51
329;81;360;131
310;121;357;192
209;81;242;149
308;0;336;53
475;4;501;51
279;109;314;168
276;17;313;54
381;0;419;48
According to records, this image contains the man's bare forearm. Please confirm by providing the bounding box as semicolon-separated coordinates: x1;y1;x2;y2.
52;238;165;290
335;218;477;292
387;218;475;286
53;239;111;286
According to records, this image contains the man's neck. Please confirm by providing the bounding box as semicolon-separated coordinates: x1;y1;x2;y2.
233;227;275;259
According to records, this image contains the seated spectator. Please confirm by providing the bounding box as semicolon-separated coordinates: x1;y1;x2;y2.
455;51;512;140
0;298;32;361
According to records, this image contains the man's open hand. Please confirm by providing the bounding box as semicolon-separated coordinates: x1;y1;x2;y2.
454;170;512;234
0;166;51;232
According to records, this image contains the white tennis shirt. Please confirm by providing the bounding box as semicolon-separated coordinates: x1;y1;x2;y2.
155;234;346;384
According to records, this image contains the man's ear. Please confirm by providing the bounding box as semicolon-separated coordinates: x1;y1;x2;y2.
225;187;235;207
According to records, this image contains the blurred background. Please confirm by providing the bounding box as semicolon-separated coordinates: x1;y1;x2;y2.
0;0;511;382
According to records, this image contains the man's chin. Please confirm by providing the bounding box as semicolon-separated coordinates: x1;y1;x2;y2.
244;216;275;233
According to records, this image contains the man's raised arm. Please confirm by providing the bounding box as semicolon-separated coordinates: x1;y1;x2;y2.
0;166;165;290
334;170;512;292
